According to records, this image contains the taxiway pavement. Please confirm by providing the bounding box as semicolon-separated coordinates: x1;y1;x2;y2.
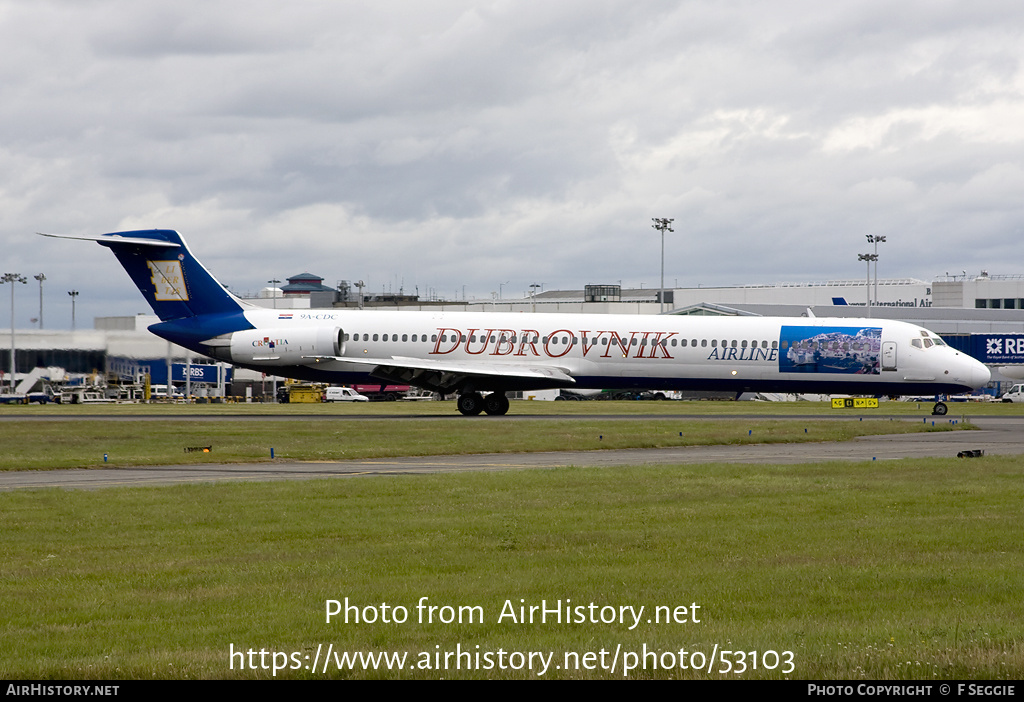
2;417;1020;491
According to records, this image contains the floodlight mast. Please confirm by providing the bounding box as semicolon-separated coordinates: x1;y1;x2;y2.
268;278;281;309
858;253;878;317
652;218;674;314
68;290;79;331
33;273;45;329
866;235;886;311
2;273;28;391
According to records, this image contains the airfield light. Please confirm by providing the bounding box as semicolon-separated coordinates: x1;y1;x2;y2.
68;290;79;331
529;283;543;313
2;273;28;392
858;254;878;317
652;218;674;314
268;278;281;309
33;273;45;329
866;235;887;309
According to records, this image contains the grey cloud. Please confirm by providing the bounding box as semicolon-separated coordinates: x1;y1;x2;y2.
4;1;1024;327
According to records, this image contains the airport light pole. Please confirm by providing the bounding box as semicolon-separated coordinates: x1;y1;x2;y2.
34;273;45;329
866;235;886;309
2;273;28;392
355;280;365;310
858;254;877;317
652;218;674;313
529;283;543;313
268;278;281;309
68;290;79;331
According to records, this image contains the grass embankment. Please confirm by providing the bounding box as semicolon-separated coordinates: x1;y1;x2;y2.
2;457;1021;679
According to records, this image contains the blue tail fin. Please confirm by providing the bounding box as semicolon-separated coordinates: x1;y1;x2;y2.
42;229;247;322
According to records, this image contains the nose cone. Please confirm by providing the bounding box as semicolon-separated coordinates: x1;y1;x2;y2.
970;359;991;390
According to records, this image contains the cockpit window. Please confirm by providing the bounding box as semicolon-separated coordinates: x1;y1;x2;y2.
914;331;948;348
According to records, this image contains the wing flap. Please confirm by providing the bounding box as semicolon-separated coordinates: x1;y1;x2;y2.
303;354;576;392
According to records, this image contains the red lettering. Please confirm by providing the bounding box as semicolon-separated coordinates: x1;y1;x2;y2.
431;328;462;355
514;329;541;357
601;331;638;358
543;329;574;358
465;328;489;355
645;332;677;358
490;329;517;356
430;326;677;360
580;330;602;357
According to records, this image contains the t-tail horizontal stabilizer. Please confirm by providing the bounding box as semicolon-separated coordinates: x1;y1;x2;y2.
39;230;255;344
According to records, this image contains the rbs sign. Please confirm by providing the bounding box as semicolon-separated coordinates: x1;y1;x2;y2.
975;335;1024;364
170;364;225;384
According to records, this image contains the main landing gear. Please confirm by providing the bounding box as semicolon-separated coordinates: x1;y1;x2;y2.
457;392;510;416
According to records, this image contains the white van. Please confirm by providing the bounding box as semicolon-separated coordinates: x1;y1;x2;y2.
1001;383;1024;403
149;385;185;399
325;386;369;402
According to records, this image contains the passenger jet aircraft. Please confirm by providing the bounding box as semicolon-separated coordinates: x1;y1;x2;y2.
42;230;990;416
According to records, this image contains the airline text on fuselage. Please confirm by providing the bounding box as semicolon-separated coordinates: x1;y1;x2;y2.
427;327;776;362
252;338;287;348
431;327;677;359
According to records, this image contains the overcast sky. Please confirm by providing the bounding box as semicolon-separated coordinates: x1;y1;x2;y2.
4;0;1024;328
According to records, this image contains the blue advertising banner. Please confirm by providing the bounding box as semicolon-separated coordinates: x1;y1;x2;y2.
171;364;228;384
779;326;882;375
108;357;231;385
970;334;1024;364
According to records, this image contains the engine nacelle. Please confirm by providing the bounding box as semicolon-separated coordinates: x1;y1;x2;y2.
206;327;344;366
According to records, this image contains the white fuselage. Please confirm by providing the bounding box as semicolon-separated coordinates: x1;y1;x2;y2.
213;307;990;396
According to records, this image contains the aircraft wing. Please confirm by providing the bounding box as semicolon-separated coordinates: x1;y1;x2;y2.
303;354;576;393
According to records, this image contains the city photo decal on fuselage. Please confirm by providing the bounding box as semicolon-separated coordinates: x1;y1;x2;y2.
778;326;881;375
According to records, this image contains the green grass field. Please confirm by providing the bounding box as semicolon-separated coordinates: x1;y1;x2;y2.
0;415;962;471
1;402;1020;679
2;397;1020;416
2;459;1022;679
